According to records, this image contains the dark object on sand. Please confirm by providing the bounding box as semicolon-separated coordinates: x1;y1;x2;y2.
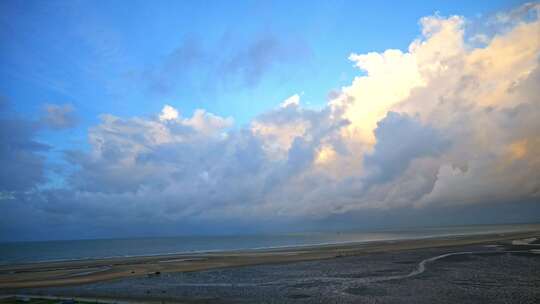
146;271;161;278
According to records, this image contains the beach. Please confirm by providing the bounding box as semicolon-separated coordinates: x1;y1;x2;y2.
1;229;540;303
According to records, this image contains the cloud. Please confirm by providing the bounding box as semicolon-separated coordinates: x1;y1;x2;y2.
41;103;78;129
1;3;539;240
364;111;448;184
183;109;234;136
145;37;208;94
0;105;49;193
280;94;300;108
218;35;311;87
145;33;311;94
66;105;235;194
159;104;179;121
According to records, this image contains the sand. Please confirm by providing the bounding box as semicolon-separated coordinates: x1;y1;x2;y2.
1;229;539;292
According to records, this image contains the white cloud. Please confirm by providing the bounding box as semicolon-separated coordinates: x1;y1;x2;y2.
280;94;300;108
158;104;179;121
182;109;233;136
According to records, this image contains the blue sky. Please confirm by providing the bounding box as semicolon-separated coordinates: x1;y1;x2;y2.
0;0;524;169
1;0;539;241
1;0;523;125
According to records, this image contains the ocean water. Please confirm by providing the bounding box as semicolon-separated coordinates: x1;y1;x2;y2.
1;223;538;265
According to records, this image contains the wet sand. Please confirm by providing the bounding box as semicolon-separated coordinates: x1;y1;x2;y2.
1;230;540;303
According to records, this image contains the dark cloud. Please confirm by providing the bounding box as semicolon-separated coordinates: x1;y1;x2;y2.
145;37;208;94
0;101;77;194
0;113;49;192
364;111;448;184
145;33;311;94
219;34;311;87
41;103;78;129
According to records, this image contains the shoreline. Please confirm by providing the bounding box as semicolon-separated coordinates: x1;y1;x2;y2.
4;223;539;266
0;294;146;304
1;229;539;290
3;226;539;267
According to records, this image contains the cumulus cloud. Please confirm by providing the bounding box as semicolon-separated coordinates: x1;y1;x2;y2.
364;112;448;184
183;109;234;136
324;3;540;212
66;106;235;194
280;94;301;108
1;3;539;240
158;104;179;121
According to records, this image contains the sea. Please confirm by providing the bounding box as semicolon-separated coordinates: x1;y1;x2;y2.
1;223;538;265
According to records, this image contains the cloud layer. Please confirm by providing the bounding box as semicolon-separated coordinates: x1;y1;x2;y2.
1;3;539;241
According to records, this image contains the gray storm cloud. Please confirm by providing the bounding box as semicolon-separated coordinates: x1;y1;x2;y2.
1;3;539;241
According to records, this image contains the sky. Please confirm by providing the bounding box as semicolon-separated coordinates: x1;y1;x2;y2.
0;0;539;241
